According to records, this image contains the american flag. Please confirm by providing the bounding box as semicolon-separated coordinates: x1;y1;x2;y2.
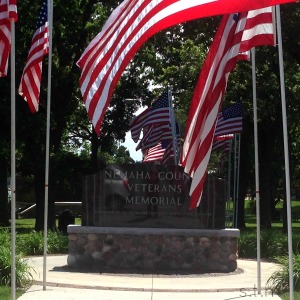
212;135;234;152
214;101;243;137
218;139;233;170
143;142;166;162
136;123;173;151
161;134;181;165
76;0;292;136
143;128;180;164
181;7;275;209
240;7;275;53
18;1;49;113
144;139;180;164
129;92;170;143
238;7;275;60
180;13;247;209
0;0;17;77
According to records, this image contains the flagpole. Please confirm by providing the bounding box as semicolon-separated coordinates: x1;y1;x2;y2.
227;141;232;227
236;133;241;226
251;48;262;294
43;0;53;290
168;86;177;165
276;5;294;299
233;135;238;227
10;18;16;300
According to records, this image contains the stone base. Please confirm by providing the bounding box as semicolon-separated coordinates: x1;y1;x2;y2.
67;226;240;274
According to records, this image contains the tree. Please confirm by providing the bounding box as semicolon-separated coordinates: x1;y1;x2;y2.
1;2;299;231
225;4;300;229
14;1;147;230
14;1;109;230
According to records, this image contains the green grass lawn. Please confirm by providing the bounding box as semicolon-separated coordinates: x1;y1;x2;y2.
0;286;24;300
226;198;300;229
15;217;82;231
280;292;300;299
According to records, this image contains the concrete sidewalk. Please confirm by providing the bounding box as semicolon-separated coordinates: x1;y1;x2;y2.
18;255;282;300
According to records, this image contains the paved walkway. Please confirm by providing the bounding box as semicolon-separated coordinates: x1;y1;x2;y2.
18;255;282;300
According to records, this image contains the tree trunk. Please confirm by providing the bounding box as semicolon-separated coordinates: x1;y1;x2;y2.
91;130;98;172
34;163;45;231
34;159;56;231
258;125;273;229
237;119;253;228
282;198;287;233
48;159;59;230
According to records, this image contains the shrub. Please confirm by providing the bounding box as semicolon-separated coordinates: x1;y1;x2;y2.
0;228;68;288
17;230;69;256
47;231;69;254
0;230;32;288
260;230;288;258
238;231;257;258
247;200;256;214
238;230;289;259
267;254;300;293
17;231;44;255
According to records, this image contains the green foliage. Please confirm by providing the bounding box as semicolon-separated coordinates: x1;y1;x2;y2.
17;230;68;256
0;221;68;294
0;286;24;299
280;291;300;300
267;254;300;293
0;227;68;291
237;228;300;295
238;231;258;258
246;200;256;214
0;229;10;246
47;231;69;254
17;231;44;256
0;230;32;288
1;0;300;239
238;230;289;259
98;144;135;164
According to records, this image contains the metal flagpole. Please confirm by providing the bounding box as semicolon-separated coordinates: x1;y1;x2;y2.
276;5;294;299
227;142;232;227
251;48;262;294
233;135;237;227
168;86;178;165
235;133;241;227
43;0;53;290
10;18;16;300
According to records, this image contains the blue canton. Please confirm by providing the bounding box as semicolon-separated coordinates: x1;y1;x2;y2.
36;1;48;30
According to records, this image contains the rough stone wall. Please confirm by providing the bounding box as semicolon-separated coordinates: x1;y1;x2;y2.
68;232;238;273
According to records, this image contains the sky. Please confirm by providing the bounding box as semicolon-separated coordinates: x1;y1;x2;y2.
121;106;147;162
121;131;142;161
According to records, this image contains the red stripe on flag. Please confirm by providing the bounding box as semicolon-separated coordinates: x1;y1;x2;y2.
181;7;275;209
0;0;17;77
77;0;294;135
143;143;165;162
240;7;275;52
130;92;170;142
180;13;248;209
18;1;49;113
